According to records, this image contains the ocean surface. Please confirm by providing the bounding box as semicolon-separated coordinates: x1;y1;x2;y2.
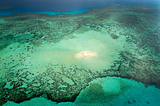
0;0;160;16
0;0;160;106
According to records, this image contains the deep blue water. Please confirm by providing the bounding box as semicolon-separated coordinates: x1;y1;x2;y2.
0;0;160;16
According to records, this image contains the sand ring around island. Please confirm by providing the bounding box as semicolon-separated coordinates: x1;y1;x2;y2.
76;51;97;59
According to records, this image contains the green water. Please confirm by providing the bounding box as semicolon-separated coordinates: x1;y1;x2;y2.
0;5;160;106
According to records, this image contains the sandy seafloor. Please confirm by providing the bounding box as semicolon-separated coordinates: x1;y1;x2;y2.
0;3;160;106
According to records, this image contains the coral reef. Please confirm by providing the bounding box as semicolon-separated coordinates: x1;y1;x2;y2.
0;5;160;105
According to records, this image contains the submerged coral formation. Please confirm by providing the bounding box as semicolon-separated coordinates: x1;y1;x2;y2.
0;5;160;105
3;76;160;106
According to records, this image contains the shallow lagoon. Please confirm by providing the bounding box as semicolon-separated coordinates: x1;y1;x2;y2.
0;0;160;106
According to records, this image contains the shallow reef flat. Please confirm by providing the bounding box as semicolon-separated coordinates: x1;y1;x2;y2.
0;5;160;105
3;76;160;106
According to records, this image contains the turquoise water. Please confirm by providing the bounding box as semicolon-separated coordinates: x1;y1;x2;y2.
0;2;118;16
0;0;160;106
0;0;160;16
